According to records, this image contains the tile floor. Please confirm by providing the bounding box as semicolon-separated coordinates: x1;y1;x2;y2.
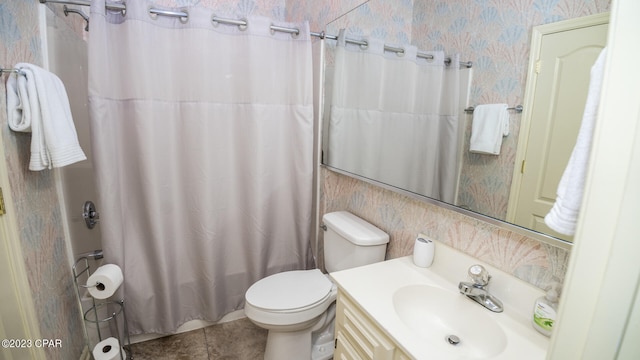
128;318;267;360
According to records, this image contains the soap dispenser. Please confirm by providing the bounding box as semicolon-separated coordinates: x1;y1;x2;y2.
532;282;561;337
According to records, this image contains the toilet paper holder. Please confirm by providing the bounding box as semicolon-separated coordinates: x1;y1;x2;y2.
80;281;104;290
75;250;105;290
72;257;132;360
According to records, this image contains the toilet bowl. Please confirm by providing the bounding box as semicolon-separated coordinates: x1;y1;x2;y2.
244;211;389;360
245;269;338;360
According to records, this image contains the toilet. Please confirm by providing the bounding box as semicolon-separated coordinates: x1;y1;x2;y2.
244;211;389;360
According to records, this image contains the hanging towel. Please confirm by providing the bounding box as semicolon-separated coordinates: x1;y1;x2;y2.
6;63;86;171
469;104;509;155
544;48;607;236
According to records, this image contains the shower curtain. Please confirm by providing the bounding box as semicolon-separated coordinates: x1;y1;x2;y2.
88;0;313;334
327;32;461;202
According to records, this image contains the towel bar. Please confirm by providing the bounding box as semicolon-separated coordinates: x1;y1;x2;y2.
0;67;25;76
465;105;523;113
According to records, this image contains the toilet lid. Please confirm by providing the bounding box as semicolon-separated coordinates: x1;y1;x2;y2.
246;269;333;311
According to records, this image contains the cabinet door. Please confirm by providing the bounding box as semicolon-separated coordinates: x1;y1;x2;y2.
335;291;410;360
335;332;366;360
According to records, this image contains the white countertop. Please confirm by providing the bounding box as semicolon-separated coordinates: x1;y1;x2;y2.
330;243;550;359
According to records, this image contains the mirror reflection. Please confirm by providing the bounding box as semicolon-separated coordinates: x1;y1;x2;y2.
321;0;610;244
324;32;470;204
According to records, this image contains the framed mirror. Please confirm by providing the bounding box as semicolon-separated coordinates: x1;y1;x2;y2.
320;0;610;248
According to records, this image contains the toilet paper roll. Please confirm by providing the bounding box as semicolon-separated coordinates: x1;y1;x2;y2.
92;337;125;360
87;264;123;299
413;235;435;268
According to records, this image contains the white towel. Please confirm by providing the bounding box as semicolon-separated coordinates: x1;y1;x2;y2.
469;104;509;155
544;48;607;236
6;63;86;171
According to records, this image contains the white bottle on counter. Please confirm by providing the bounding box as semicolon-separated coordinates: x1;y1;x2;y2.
412;234;434;268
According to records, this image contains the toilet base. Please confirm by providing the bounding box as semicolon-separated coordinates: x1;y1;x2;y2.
311;304;335;360
264;328;313;360
311;339;334;360
261;303;336;360
262;322;335;360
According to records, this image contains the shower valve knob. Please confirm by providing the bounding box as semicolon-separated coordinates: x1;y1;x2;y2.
82;201;100;229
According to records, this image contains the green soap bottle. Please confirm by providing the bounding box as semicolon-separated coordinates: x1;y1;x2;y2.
532;282;561;337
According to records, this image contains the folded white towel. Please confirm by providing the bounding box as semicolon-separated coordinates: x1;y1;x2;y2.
469;104;509;155
544;48;607;236
6;63;86;171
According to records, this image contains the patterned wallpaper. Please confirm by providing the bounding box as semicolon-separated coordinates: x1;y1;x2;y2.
287;0;368;32
0;2;85;359
325;0;414;42
321;170;571;288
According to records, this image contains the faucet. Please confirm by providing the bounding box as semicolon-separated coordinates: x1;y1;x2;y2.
458;264;503;312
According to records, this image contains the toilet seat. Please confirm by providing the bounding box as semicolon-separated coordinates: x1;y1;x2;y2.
246;269;333;312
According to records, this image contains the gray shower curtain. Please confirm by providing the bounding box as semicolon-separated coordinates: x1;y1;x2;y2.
88;0;314;334
327;33;462;203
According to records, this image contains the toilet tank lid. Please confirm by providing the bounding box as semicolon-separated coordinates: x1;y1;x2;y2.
322;211;389;246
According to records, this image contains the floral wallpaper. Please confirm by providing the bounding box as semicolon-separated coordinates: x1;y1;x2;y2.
321;170;570;288
325;0;414;43
287;0;369;32
0;2;85;360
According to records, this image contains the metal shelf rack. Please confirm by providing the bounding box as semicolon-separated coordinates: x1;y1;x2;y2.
73;257;132;360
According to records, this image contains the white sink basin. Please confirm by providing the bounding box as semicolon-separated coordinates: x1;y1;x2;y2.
393;284;507;359
330;250;550;359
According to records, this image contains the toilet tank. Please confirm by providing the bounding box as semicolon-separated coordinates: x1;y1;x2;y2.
322;211;389;273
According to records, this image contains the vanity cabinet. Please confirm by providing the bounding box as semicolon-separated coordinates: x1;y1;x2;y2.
334;289;411;360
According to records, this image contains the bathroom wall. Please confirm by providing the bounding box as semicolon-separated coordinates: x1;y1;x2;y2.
321;171;571;288
289;0;610;290
287;0;369;33
0;2;85;359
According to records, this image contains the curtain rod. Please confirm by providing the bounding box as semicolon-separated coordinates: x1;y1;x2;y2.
317;32;472;68
39;0;473;68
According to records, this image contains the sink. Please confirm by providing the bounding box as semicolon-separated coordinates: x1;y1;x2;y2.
331;254;550;359
392;284;508;359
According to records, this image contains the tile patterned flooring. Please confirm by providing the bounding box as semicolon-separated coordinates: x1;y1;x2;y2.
129;318;267;360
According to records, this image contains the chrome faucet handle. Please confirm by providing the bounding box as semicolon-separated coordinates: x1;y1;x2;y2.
468;264;490;287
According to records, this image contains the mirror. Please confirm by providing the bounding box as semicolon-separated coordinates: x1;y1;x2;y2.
321;0;609;246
